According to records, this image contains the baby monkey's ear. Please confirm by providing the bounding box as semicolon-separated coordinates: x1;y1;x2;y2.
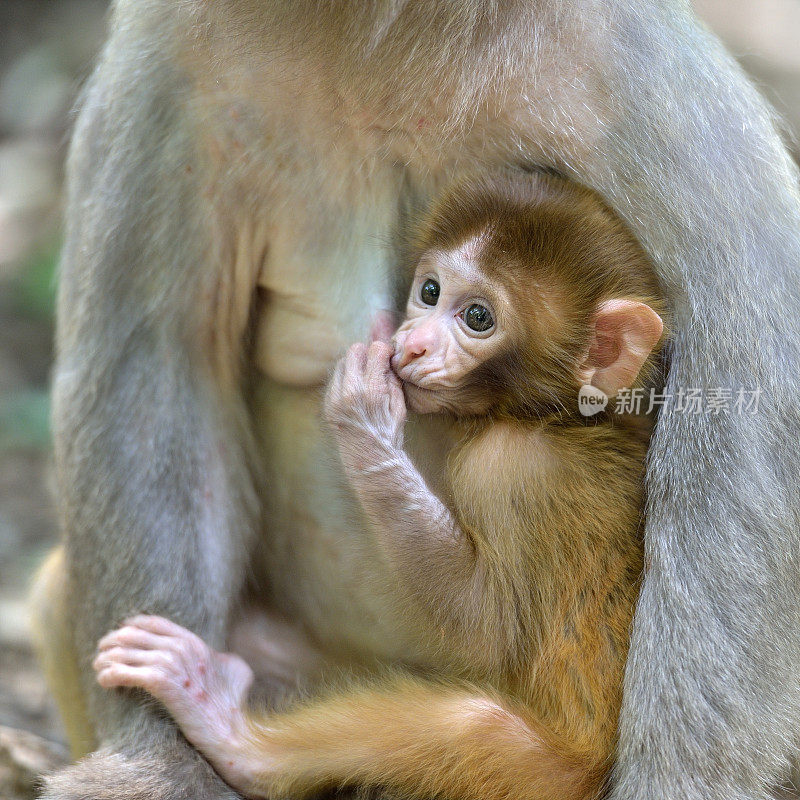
578;299;663;397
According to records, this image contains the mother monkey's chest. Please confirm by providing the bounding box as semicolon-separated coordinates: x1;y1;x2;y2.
245;129;449;664
249;167;404;657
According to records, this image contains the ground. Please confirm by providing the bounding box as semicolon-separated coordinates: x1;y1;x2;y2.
0;1;798;797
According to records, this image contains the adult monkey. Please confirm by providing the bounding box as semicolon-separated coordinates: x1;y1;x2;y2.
31;2;800;800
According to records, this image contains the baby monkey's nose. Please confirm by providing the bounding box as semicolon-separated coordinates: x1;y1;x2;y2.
395;327;435;369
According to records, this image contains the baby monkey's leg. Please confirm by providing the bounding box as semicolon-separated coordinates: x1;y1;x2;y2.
95;618;605;800
94;615;257;792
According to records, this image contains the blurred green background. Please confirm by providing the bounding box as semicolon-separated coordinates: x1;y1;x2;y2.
0;0;798;776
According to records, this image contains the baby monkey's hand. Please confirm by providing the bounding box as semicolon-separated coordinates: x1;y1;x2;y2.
325;341;407;455
94;616;259;795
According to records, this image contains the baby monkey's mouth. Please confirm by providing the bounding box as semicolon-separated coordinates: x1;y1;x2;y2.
389;348;415;385
391;358;428;392
391;359;448;414
390;342;454;415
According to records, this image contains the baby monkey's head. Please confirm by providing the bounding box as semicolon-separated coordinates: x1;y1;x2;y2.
391;171;666;418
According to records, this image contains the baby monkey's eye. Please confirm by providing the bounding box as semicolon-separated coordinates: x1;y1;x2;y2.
420;279;440;306
463;304;494;332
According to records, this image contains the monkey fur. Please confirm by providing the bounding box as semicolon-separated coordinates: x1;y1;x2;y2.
31;3;800;800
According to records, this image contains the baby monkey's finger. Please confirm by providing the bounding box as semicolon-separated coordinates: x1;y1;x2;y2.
97;626;174;655
345;342;368;373
121;615;192;638
366;340;394;374
365;342;395;400
96;664;164;693
93;646;171;673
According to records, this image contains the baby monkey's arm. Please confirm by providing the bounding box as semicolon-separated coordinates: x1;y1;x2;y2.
324;341;486;633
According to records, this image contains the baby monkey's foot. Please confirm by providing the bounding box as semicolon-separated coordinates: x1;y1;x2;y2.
94;615;258;794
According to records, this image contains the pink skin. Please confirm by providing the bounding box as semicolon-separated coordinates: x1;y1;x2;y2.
391;321;457;414
394;324;437;370
93;615;260;795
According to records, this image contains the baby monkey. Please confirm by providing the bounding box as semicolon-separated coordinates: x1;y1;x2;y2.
94;172;665;800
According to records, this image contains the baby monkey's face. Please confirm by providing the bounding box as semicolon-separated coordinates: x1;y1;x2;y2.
391;247;512;415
